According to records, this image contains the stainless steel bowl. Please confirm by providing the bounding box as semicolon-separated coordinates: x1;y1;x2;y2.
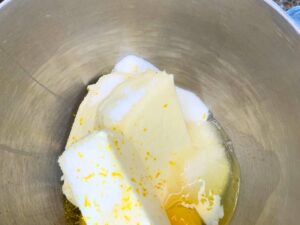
0;0;299;224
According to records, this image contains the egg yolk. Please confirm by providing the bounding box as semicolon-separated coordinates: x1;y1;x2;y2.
166;203;203;225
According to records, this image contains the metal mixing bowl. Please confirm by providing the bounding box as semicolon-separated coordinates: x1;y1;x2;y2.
0;0;299;224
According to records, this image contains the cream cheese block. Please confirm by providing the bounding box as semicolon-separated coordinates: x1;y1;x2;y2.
59;131;171;225
96;71;194;199
60;55;229;225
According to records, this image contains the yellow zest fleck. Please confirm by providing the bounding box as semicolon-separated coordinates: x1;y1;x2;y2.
145;151;157;161
71;136;78;144
157;182;164;187
83;172;95;182
76;168;81;173
143;128;148;132
135;188;140;194
155;182;165;190
163;103;169;109
201;197;207;204
114;140;119;146
84;195;91;207
106;144;112;151
98;168;108;177
122;196;130;202
95;163;100;167
98;171;107;177
77;152;84;159
116;146;122;154
143;175;153;181
101;167;107;172
208;195;214;201
112;127;117;131
155;171;161;178
112;171;122;178
121;202;132;210
169;160;176;166
79;117;85;126
202;113;207;120
124;215;131;221
131;178;136;183
126;187;132;192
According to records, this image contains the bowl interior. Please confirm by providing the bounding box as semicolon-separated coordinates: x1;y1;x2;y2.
0;0;300;224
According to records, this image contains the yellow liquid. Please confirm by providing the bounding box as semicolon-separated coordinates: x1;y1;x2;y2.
63;198;86;225
63;119;240;225
166;203;203;225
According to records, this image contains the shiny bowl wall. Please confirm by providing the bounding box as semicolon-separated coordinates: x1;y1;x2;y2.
0;0;299;224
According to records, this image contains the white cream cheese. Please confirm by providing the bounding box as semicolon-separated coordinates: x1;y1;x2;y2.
96;71;194;200
60;55;229;225
59;131;171;225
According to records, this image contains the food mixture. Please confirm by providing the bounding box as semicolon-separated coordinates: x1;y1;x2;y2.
58;55;239;225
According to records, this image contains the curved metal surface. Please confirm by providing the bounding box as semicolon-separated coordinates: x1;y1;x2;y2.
0;0;299;224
